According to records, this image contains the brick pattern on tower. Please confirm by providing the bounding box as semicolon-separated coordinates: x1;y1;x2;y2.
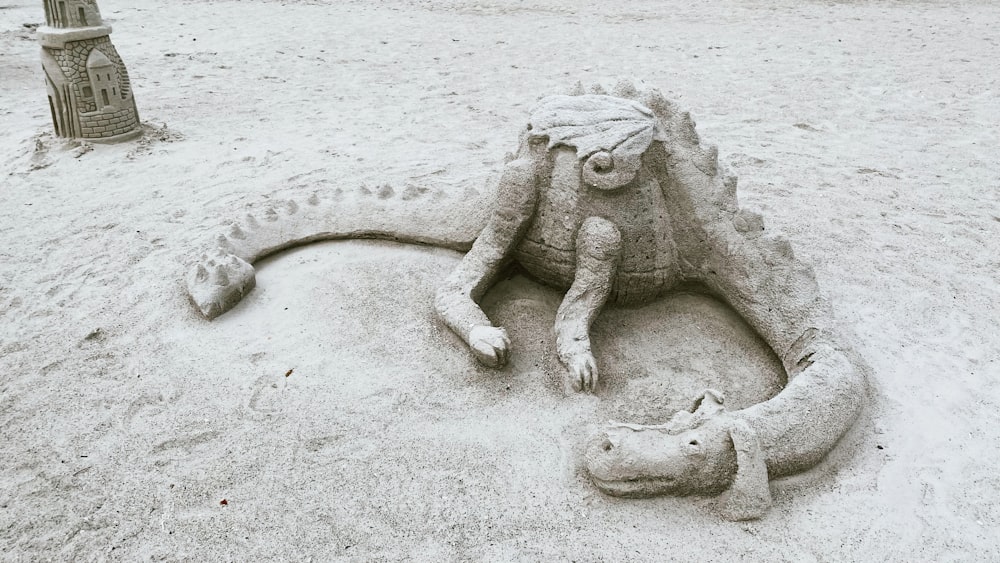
38;0;141;142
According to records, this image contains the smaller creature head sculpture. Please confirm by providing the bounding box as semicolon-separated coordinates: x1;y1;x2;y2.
585;390;773;520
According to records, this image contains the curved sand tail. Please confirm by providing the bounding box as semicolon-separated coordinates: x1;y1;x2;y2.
186;184;491;319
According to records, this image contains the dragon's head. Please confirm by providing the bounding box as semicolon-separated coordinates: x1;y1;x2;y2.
585;390;773;520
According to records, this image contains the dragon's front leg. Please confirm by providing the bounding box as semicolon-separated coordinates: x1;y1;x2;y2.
434;159;539;368
554;216;622;392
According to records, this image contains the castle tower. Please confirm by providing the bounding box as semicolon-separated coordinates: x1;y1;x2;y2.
38;0;141;142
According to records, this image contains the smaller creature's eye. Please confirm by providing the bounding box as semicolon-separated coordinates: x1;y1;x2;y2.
688;439;700;447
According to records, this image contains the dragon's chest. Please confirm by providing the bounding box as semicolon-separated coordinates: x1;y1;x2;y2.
514;150;681;304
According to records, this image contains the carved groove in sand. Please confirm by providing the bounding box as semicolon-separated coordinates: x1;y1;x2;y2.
187;80;866;520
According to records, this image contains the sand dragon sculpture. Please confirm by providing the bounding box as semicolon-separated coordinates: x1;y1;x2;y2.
187;80;866;520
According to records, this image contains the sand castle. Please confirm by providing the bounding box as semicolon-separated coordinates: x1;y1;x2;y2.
187;81;866;519
37;0;140;142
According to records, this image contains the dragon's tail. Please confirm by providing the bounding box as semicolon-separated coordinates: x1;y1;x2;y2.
187;183;490;319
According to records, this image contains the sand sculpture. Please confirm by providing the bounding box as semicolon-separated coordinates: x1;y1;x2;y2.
187;80;866;519
37;0;141;142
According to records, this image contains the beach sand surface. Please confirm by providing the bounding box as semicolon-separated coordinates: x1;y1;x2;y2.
1;0;999;560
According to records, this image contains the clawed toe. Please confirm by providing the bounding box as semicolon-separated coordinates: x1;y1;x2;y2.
469;325;511;368
568;353;599;393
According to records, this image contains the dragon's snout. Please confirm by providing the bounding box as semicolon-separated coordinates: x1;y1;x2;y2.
584;424;685;496
585;417;738;499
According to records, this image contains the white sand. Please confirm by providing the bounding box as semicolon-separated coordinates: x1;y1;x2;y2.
1;0;999;559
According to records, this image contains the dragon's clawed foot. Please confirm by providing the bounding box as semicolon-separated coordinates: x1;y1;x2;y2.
566;351;598;393
187;250;256;319
469;325;510;368
557;335;599;393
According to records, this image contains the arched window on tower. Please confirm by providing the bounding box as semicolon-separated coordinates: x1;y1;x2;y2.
86;49;121;110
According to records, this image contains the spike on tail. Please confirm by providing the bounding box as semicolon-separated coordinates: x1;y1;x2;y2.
215;234;234;253
587;83;608;95
402;185;429;200
213;267;229;286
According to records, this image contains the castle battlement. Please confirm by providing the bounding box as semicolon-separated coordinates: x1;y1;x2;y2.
42;0;103;29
